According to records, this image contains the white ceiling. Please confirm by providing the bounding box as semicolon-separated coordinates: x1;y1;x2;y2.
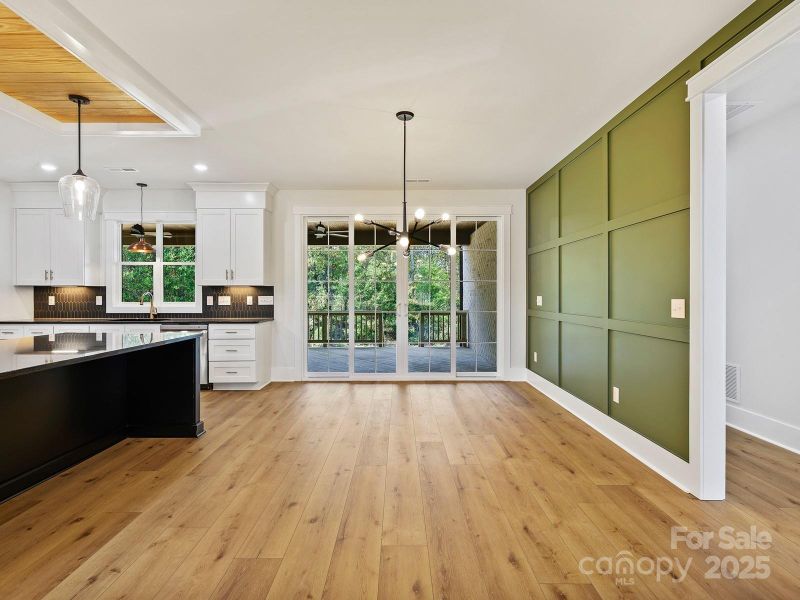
0;0;752;190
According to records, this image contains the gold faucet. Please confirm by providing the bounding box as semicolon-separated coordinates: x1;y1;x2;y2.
139;291;158;320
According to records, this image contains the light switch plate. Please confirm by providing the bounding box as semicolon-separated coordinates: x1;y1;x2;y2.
218;296;231;306
246;296;253;305
536;295;543;307
533;351;538;363
206;296;214;306
258;295;273;306
48;295;55;306
612;386;620;404
95;296;103;306
671;298;686;319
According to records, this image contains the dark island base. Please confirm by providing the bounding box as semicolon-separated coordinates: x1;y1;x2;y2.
0;337;204;503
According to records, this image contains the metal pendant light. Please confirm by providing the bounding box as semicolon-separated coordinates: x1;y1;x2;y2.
127;183;154;254
355;111;454;262
59;94;101;221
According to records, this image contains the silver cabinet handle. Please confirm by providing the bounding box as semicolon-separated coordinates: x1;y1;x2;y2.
225;269;229;280
225;331;237;334
225;349;237;352
44;269;48;280
225;371;238;374
50;270;53;280
230;269;234;280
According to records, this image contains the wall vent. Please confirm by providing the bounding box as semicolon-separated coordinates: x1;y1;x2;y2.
726;363;741;403
726;102;757;120
105;167;139;172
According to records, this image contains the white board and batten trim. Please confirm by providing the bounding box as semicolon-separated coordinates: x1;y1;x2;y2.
526;370;694;493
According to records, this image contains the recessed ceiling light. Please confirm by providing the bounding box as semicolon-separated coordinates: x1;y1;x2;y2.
40;163;58;172
193;163;208;172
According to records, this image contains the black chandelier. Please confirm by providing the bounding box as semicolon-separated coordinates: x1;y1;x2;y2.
355;111;454;262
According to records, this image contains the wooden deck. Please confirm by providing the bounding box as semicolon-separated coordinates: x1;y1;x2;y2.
0;382;798;599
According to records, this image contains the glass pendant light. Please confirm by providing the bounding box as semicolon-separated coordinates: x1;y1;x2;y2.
59;95;101;221
127;183;154;254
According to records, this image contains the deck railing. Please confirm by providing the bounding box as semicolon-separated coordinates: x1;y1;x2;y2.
308;311;468;345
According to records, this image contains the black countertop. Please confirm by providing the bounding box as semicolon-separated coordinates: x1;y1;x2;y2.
0;318;273;324
0;331;203;380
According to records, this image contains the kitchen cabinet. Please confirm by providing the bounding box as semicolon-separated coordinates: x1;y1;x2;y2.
53;324;90;334
124;324;161;335
89;324;126;335
0;326;24;340
208;322;270;389
15;209;85;286
23;325;54;337
197;208;267;285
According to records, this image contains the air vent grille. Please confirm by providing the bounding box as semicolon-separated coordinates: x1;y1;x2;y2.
105;167;139;172
726;363;741;403
726;102;757;120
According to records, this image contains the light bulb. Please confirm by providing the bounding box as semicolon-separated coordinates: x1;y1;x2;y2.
414;208;425;220
357;252;367;262
398;235;410;249
74;179;86;192
354;213;364;222
447;245;457;256
441;212;450;221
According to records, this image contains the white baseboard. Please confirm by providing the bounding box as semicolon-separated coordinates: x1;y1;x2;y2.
525;370;693;493
727;403;800;455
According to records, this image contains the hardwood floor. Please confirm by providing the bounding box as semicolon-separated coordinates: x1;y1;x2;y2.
1;382;799;599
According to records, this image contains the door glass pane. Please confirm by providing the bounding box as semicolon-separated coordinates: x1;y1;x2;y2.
457;219;498;374
408;218;452;373
121;223;156;262
121;265;153;302
306;219;350;373
354;219;397;374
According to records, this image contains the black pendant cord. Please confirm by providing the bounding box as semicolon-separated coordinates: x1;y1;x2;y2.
76;100;83;176
402;118;407;235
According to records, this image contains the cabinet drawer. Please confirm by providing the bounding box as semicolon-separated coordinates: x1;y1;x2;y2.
0;325;24;340
54;324;90;334
24;325;54;337
89;324;126;334
209;362;256;383
209;339;255;361
209;324;256;340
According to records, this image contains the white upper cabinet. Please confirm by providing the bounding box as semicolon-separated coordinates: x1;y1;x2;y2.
230;209;264;285
197;209;231;285
193;184;273;286
15;208;85;286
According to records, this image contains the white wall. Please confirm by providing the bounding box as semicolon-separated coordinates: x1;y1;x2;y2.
727;104;800;453
270;189;525;381
0;182;33;320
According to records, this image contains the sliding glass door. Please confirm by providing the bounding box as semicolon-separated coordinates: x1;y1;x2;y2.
305;215;498;378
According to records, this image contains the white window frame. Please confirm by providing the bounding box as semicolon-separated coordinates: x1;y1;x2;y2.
104;211;201;314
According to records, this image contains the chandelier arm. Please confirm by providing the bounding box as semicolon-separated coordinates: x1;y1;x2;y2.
408;233;440;248
370;241;395;256
369;221;400;235
413;219;440;234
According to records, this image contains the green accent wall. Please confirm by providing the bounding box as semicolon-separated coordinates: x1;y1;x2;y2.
526;0;794;462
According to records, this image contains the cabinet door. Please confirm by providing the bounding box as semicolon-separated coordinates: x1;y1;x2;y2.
49;210;85;285
230;209;263;285
15;209;50;285
197;209;232;285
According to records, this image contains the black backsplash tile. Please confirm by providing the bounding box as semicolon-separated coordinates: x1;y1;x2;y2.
33;286;274;320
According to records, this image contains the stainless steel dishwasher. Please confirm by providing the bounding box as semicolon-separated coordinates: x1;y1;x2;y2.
159;323;209;386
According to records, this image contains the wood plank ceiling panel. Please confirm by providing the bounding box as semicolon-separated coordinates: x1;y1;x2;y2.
0;3;162;123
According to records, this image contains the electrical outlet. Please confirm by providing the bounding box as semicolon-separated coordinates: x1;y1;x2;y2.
612;386;620;404
206;296;214;306
533;351;538;363
247;296;253;305
671;298;686;319
258;295;273;306
95;295;103;306
48;295;55;306
218;296;231;306
536;295;543;307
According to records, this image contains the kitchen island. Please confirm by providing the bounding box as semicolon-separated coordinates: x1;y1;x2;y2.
0;331;204;502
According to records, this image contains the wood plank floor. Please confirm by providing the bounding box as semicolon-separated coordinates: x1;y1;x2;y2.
1;382;799;599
